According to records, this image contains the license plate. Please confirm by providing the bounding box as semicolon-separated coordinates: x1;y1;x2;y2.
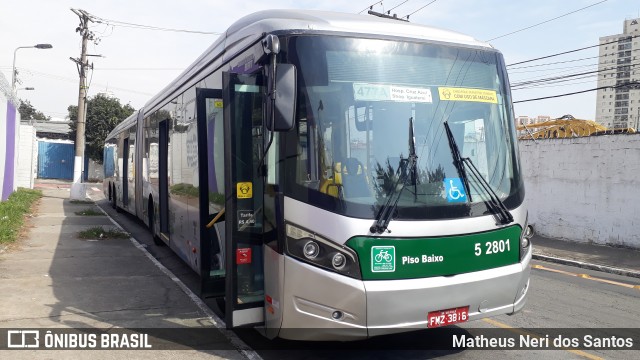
427;306;469;328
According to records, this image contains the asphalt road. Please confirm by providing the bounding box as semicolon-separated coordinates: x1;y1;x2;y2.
97;198;640;360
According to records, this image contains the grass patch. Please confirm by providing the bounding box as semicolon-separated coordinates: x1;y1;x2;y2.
0;188;42;244
170;183;199;198
78;226;129;240
70;199;94;204
75;208;104;216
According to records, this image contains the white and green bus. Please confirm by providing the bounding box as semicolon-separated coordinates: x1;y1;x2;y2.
104;9;532;341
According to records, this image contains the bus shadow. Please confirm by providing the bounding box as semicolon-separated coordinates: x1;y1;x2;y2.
233;326;469;359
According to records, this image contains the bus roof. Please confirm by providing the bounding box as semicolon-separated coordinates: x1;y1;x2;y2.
141;9;494;120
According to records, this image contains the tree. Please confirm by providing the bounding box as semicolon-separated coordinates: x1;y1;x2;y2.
19;100;50;121
68;93;135;163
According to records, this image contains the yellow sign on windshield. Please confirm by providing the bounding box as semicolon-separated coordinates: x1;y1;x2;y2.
438;87;498;104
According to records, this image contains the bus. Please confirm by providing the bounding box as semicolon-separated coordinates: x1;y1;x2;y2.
103;9;532;341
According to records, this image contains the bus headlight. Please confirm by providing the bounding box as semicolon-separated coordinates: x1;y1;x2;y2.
303;241;320;259
520;217;534;260
285;223;361;279
332;253;346;270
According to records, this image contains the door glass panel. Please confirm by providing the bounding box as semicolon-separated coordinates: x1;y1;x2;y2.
225;72;265;310
233;80;264;305
204;97;226;277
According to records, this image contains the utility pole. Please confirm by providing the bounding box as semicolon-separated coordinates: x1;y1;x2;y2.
70;8;94;199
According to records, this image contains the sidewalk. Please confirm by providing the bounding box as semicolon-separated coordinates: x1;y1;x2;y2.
0;187;244;358
532;234;640;278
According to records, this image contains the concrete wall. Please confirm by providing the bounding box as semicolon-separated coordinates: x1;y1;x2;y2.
519;134;640;248
0;73;20;200
16;124;36;189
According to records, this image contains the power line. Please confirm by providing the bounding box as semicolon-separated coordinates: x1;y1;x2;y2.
513;82;640;103
509;62;597;75
402;0;438;20
358;1;383;14
95;67;183;71
387;0;409;14
511;78;597;91
88;12;221;35
507;56;599;70
510;58;638;83
511;61;640;89
507;34;639;67
485;0;608;42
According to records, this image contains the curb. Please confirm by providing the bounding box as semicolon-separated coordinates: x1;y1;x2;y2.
94;199;262;360
533;253;640;279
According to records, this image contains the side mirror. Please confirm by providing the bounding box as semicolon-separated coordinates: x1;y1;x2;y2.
266;63;297;132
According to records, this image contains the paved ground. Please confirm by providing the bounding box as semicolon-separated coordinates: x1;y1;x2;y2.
0;186;245;359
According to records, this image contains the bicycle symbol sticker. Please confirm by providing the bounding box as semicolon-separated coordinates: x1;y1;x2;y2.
371;246;395;272
444;177;467;203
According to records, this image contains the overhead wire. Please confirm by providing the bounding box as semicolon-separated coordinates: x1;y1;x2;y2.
507;56;600;70
387;0;410;14
485;0;608;42
513;82;640;103
402;0;438;20
358;1;384;14
86;11;221;35
511;61;640;89
507;34;639;67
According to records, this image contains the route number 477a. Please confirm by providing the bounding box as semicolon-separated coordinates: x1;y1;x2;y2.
474;239;511;256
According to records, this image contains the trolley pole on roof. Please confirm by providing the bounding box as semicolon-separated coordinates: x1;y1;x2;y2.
70;8;94;199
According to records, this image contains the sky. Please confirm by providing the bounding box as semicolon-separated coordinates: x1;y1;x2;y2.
1;0;639;121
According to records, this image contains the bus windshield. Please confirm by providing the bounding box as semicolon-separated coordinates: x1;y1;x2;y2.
284;35;524;220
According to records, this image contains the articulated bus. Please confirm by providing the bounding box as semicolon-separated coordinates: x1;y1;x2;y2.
104;9;532;340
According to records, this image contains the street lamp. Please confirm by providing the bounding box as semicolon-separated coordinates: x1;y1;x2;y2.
12;44;53;92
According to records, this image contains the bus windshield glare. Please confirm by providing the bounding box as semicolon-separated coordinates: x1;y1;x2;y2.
285;35;523;221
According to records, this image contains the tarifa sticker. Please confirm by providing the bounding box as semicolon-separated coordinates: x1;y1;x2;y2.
438;87;498;104
236;182;253;199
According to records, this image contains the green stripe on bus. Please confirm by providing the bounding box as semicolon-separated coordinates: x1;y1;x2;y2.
346;225;521;280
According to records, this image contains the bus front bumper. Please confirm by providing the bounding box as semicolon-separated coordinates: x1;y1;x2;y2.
279;246;531;340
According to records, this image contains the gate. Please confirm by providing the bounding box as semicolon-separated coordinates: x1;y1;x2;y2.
37;141;75;180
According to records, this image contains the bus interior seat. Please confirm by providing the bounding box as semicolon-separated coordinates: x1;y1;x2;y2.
340;157;371;198
319;162;343;198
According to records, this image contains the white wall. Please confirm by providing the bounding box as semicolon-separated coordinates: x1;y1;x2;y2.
16;124;36;188
519;134;640;248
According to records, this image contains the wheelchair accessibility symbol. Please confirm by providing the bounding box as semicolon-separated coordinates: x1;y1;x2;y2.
444;178;467;203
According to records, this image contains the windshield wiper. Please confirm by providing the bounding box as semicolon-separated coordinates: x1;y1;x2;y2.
370;118;418;234
443;121;513;225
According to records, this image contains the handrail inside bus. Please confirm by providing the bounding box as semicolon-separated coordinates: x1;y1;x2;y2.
206;208;226;228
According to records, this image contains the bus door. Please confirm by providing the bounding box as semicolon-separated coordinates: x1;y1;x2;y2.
197;89;226;298
122;137;129;206
222;71;266;328
158;120;170;238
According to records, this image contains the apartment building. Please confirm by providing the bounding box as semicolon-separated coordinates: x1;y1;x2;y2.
595;18;640;129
